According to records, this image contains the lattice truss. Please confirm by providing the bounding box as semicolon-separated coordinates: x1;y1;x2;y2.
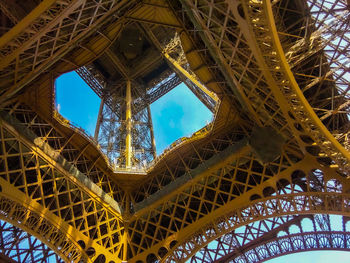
75;23;218;167
177;0;350;172
0;220;63;263
0;104;127;262
191;213;350;263
0;0;140;102
0;0;349;262
96;84;156;168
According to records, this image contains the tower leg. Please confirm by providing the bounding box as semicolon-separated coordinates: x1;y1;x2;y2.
125;80;132;168
94;98;104;141
147;105;157;158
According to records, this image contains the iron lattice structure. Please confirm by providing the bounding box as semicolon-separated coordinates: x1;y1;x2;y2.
0;0;349;262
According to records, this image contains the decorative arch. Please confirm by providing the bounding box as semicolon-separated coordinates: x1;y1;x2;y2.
0;194;86;262
0;219;63;262
0;112;124;263
190;213;350;262
166;192;350;262
160;153;348;262
222;230;350;262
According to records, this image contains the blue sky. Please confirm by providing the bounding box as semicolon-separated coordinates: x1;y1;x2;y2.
55;71;212;154
55;71;100;136
150;83;212;153
265;214;349;262
266;251;349;262
56;72;350;262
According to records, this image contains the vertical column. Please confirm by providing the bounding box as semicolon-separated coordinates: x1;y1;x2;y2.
147;105;157;158
125;80;132;168
94;98;104;141
122;193;130;262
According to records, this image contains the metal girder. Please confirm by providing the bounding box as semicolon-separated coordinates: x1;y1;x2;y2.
181;0;349;173
126;137;303;261
132;73;182;114
141;25;219;113
0;117;126;262
147;105;157;158
76;38;218;116
0;111;122;215
184;81;217;113
0;219;63;262
179;0;264;126
0;0;135;103
2;103;124;202
133;139;250;213
105;49;130;79
0;102;248;262
125;80;132;168
190;215;304;262
169;192;350;261
192;214;350;263
95;81;158;169
0;190;85;262
95;98;105;141
254;0;350;173
0;0;58;51
163;53;217;113
0;0;19;24
76;66;105;99
232;230;350;262
76;66;182;115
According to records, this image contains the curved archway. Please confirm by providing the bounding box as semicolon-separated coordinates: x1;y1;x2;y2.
0;114;123;263
0;219;63;262
224;231;350;263
0;194;86;262
266;251;350;263
190;214;350;262
167;192;350;262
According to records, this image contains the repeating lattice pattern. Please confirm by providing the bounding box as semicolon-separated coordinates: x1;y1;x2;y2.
0;219;63;263
0;117;124;261
0;0;138;100
0;0;348;262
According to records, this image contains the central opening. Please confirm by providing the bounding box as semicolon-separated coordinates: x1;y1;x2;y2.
55;71;214;168
150;83;213;154
54;21;220;170
55;22;218;170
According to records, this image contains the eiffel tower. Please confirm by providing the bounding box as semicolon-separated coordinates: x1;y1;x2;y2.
0;0;349;262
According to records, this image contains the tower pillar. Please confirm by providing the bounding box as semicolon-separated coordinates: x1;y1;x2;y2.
125;80;132;168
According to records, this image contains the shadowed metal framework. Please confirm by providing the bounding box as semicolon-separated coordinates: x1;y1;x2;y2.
0;220;63;263
191;214;350;262
0;0;349;262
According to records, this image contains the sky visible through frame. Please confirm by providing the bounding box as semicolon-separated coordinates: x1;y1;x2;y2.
55;71;350;262
55;71;213;154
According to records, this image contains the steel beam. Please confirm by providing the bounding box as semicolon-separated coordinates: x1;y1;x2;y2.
125;80;132;168
147;105;157;158
134;139;249;213
94;98;104;141
179;0;262;126
0;111;122;215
